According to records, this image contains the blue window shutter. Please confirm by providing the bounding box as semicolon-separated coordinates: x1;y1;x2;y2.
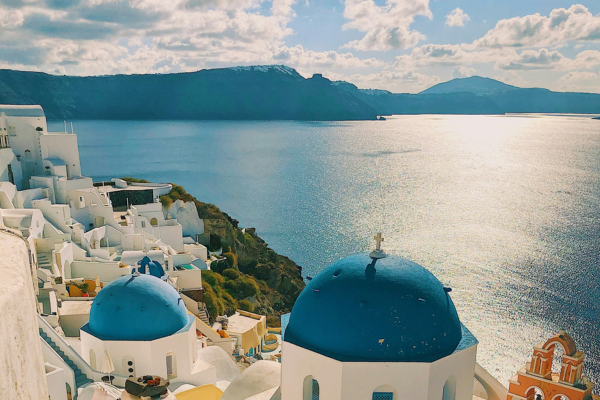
312;379;320;400
373;393;394;400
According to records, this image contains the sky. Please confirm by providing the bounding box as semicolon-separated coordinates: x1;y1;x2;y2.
1;0;600;93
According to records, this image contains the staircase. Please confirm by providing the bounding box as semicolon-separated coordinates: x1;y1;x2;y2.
37;253;54;274
198;304;211;325
39;329;93;390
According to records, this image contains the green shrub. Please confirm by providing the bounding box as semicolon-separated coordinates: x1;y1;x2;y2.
238;299;254;312
266;315;281;327
224;275;259;299
222;268;241;280
223;252;237;268
202;270;224;287
202;285;223;321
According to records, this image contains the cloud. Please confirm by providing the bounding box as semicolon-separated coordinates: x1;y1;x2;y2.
273;45;386;69
496;48;565;70
452;66;475;78
326;69;440;92
342;0;432;51
474;4;600;48
558;71;600;93
445;8;469;27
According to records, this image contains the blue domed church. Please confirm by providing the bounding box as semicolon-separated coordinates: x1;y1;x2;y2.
280;239;479;400
80;273;216;387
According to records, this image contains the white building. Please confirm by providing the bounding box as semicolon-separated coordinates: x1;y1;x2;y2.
80;273;216;387
130;203;185;252
0;105;83;190
280;252;479;400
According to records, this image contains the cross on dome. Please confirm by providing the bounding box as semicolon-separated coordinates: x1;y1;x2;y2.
374;232;384;251
369;232;386;259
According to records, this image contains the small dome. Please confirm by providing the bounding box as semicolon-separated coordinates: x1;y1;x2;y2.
89;274;188;341
284;254;462;362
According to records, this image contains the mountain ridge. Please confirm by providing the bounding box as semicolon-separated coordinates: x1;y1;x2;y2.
0;66;377;121
1;67;600;118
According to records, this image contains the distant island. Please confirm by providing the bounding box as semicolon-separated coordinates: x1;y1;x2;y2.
1;66;600;119
335;76;600;115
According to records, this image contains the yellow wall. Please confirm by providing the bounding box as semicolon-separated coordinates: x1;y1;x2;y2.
175;384;223;400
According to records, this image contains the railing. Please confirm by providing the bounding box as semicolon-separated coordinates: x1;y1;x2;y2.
38;315;129;387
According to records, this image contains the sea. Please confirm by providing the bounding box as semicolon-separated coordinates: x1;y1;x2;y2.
49;114;600;387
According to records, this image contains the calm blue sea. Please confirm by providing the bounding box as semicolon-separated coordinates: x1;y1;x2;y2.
49;115;600;386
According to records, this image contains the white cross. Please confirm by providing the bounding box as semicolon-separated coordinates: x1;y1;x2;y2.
374;232;384;251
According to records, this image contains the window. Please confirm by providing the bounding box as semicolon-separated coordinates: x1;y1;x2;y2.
7;164;13;184
373;385;396;400
303;376;319;400
141;220;146;228
150;217;158;226
166;352;177;379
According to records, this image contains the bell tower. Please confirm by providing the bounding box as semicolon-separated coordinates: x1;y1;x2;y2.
507;330;596;400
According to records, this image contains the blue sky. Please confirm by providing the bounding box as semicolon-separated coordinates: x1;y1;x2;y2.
1;0;599;93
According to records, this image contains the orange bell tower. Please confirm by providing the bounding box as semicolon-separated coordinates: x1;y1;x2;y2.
507;330;597;400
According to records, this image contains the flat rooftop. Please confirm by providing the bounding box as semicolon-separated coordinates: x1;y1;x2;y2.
58;300;92;316
217;312;264;335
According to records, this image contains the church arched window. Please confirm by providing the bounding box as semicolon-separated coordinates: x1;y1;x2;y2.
166;352;177;380
303;375;319;400
443;376;457;400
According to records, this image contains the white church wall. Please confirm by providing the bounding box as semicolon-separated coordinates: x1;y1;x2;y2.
280;342;344;400
428;345;478;400
81;320;207;386
341;360;431;400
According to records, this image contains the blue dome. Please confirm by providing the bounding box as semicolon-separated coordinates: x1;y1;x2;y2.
284;254;462;362
88;274;189;341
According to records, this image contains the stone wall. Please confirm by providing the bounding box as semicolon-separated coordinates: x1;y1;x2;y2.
0;230;49;400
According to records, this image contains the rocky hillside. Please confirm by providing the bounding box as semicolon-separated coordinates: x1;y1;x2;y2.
0;66;377;121
158;183;305;322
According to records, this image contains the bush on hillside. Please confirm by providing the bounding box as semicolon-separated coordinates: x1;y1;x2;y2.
238;299;254;312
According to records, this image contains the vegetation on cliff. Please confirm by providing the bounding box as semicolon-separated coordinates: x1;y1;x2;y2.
159;183;305;322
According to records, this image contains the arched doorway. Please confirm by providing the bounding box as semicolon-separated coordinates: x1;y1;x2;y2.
150;217;158;226
525;386;545;400
303;375;319;400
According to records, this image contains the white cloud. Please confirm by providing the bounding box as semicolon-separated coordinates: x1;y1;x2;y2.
474;4;600;48
326;69;440;92
452;66;475;78
273;45;386;69
496;48;565;70
445;8;469;27
558;71;600;92
342;0;432;51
